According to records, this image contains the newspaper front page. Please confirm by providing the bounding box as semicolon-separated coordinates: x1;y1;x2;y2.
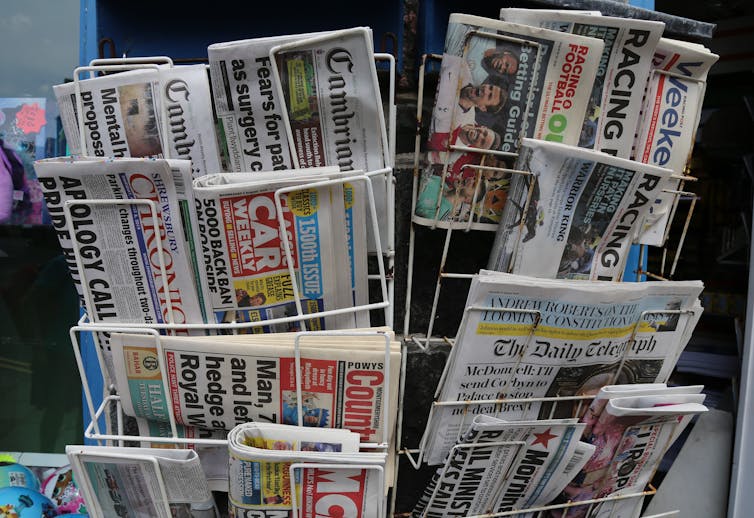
227;422;384;518
499;9;665;158
556;392;707;518
272;27;391;254
66;445;216;518
414;416;591;517
192;169;361;331
422;271;703;465
412;13;604;230
110;331;401;445
54;66;222;178
634;39;719;246
36;157;208;380
487;138;672;281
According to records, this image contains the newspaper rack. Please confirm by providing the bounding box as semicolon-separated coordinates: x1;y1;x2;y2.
403;54;704;345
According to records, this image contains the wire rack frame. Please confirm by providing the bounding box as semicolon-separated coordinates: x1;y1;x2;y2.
76;53;399;326
402;54;706;343
402;30;547;345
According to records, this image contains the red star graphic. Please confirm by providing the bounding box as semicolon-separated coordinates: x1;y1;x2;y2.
531;428;558;448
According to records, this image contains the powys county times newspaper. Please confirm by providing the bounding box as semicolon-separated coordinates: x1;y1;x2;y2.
228;422;385;518
421;270;703;466
35;157;209;381
413;416;592;517
66;445;217;518
500;9;665;158
634;38;719;247
54;65;222;178
272;27;392;255
110;331;401;445
192;169;358;332
487;138;672;281
554;391;707;518
412;13;604;231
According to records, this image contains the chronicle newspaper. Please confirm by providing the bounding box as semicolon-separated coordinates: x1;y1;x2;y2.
110;330;401;445
192;168;367;332
634;38;719;246
54;65;222;178
413;416;593;517
421;270;703;466
487;138;672;281
412;13;604;231
227;422;385;518
35;157;209;381
66;445;217;518
499;9;665;159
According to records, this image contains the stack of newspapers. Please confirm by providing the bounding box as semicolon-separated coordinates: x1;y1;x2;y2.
412;9;718;266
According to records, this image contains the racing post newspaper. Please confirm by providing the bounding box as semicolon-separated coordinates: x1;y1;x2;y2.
54;65;222;178
192;168;369;331
227;422;385;518
413;415;594;517
487;138;672;281
499;9;665;159
412;13;604;231
66;445;218;518
109;329;401;446
421;270;703;466
35;157;209;381
634;38;719;246
552;388;707;518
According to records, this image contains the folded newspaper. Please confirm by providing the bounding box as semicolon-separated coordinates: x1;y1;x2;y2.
499;9;665;158
109;330;401;446
413;416;593;517
633;38;719;246
552;388;707;518
192;167;369;331
209;28;391;255
54;65;222;178
36;157;209;381
421;270;703;465
487;138;672;280
227;422;385;518
66;445;218;518
412;13;604;230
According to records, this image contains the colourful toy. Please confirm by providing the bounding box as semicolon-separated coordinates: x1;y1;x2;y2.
41;466;87;515
0;462;39;491
0;486;57;517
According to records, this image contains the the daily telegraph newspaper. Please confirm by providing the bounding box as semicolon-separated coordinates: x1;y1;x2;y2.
499;9;664;158
412;13;604;231
66;445;218;518
208;28;391;254
555;389;707;518
54;65;222;178
634;39;719;246
35;157;209;381
227;422;385;518
192;168;369;331
413;416;594;517
487;138;672;281
421;270;703;466
110;330;401;445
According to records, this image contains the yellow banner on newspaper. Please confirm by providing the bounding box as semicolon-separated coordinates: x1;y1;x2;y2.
476;323;637;340
287;58;311;121
234;274;295;306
